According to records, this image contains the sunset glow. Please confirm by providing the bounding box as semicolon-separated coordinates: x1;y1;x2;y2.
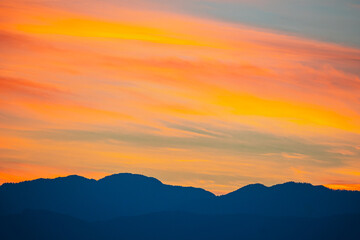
1;0;360;194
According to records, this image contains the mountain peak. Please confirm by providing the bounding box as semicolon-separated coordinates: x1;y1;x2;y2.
225;183;267;196
241;183;267;190
98;173;163;185
271;181;328;191
55;175;90;181
274;181;312;186
226;183;267;195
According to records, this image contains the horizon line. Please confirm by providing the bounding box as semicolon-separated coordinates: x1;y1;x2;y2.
2;172;359;196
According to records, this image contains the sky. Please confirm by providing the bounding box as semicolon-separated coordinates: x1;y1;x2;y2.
0;0;360;194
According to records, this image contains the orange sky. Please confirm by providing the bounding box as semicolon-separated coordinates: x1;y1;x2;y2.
1;0;359;194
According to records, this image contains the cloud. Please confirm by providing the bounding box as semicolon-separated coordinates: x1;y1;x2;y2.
0;76;65;98
1;0;360;192
10;123;346;166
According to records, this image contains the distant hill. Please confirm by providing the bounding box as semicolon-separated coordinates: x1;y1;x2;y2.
182;181;360;217
1;209;360;240
1;173;360;221
0;173;214;220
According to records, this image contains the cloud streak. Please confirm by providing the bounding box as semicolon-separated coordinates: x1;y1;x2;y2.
0;0;359;192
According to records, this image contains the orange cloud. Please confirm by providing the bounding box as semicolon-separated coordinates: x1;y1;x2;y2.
325;184;360;191
0;0;360;193
0;76;65;97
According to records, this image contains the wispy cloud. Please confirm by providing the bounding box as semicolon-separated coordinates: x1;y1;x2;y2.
0;0;359;192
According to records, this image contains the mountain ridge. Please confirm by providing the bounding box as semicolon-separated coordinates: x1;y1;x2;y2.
1;173;360;221
1;173;349;195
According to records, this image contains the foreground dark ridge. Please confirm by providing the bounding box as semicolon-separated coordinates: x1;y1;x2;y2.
1;209;360;240
1;173;360;221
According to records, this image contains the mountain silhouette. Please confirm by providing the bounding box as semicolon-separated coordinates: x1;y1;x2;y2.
183;181;360;217
0;173;214;220
1;173;360;221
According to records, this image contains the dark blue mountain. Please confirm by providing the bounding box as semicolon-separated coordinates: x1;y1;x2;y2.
186;181;360;217
0;173;214;220
1;173;360;221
